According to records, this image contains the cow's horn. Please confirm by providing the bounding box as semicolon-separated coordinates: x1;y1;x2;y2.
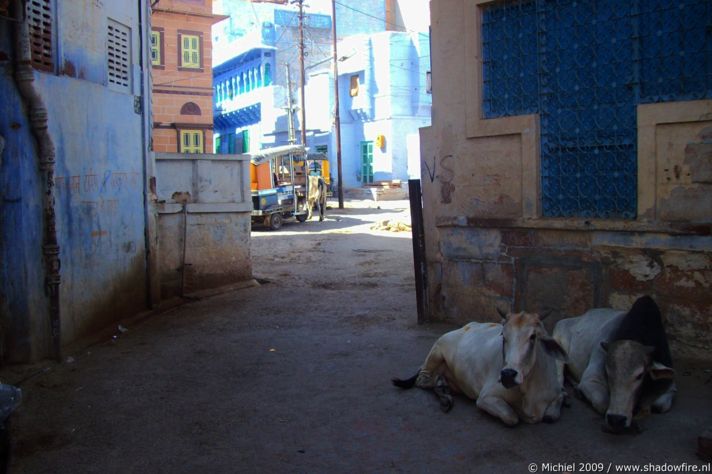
496;307;508;319
539;309;553;320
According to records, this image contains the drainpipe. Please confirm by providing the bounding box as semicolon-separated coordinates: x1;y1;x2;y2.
137;0;157;308
12;0;62;361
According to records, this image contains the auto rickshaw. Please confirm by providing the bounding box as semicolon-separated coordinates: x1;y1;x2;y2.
249;145;330;230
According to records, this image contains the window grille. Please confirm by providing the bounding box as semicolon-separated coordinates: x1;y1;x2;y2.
481;0;712;219
26;0;53;71
107;20;131;92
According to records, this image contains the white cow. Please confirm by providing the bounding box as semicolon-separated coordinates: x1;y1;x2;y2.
306;175;327;221
393;311;568;426
553;296;676;433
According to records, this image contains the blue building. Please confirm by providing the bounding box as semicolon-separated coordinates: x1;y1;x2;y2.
335;31;431;187
212;0;432;190
213;31;279;154
212;1;338;153
0;0;154;361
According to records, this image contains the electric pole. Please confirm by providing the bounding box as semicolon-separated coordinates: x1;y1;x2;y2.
285;63;296;144
293;0;307;146
331;0;344;208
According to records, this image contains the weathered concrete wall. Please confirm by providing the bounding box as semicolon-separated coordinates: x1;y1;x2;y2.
0;62;48;362
420;0;712;361
45;73;149;346
0;0;154;361
156;153;252;299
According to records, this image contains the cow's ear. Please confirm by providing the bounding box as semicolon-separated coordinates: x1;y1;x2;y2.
600;341;609;353
648;361;674;380
540;336;567;362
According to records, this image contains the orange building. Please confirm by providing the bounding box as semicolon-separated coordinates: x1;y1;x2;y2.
151;0;225;153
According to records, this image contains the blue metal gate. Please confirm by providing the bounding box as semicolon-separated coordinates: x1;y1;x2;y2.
482;0;712;218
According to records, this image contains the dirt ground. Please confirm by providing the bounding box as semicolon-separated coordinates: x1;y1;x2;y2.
3;199;712;473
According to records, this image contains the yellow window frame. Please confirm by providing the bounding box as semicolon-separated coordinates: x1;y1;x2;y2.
181;34;200;69
180;130;204;154
150;31;161;66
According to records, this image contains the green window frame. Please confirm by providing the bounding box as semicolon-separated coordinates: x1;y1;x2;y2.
180;130;204;154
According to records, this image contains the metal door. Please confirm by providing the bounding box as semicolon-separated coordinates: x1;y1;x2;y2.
360;141;373;184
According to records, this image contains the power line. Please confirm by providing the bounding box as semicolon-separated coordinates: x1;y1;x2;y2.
333;1;429;39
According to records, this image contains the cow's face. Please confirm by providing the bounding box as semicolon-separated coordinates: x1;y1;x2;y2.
602;340;674;433
499;312;567;389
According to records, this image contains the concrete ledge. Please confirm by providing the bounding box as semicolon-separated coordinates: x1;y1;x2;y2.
155;152;250;162
157;202;253;214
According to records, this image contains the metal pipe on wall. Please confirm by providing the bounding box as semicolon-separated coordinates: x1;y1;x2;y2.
12;0;62;360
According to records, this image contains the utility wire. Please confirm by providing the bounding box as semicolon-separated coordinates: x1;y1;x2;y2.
333;1;429;39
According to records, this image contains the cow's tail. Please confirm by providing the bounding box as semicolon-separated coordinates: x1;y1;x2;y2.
392;371;419;389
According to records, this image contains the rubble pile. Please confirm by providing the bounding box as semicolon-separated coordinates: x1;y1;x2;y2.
370;219;412;233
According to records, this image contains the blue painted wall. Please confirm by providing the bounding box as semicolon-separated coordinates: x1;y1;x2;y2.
337;32;431;188
0;0;151;360
43;73;148;344
0;64;48;362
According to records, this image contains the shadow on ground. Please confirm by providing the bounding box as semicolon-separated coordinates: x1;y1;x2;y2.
3;200;711;473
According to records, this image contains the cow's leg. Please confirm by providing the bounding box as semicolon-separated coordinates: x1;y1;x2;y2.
306;199;313;220
576;379;609;415
415;342;448;389
433;375;454;412
318;183;326;221
651;382;677;413
476;395;519;426
542;389;567;423
576;345;610;414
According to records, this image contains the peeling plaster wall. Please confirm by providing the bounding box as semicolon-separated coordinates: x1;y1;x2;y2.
0;62;48;362
420;0;712;361
156;153;253;299
0;0;153;360
46;74;149;345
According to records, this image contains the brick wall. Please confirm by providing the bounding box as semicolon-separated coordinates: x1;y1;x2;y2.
151;0;222;153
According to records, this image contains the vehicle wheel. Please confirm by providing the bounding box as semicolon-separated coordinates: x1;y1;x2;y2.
268;213;283;230
296;214;307;223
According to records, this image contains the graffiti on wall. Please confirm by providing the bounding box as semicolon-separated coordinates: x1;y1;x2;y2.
55;170;141;197
55;169;142;248
423;154;456;204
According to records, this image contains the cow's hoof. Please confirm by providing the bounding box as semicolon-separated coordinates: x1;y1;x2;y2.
440;398;453;413
542;415;558;423
502;417;520;427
